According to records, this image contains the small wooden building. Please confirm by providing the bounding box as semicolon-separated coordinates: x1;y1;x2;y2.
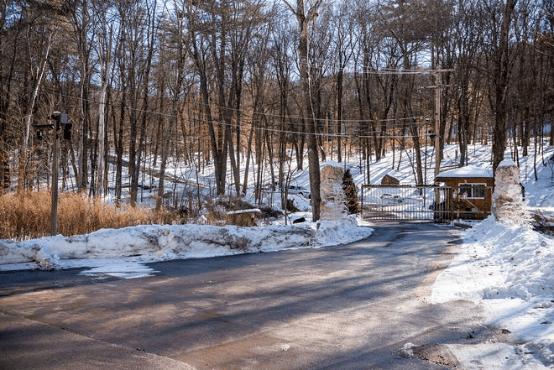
381;171;402;186
381;174;400;186
434;166;494;220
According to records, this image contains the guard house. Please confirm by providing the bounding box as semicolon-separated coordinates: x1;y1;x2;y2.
434;165;494;220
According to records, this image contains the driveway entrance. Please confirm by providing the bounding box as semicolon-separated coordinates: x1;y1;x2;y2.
0;222;494;369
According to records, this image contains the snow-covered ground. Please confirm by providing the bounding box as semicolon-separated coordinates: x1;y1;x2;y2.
432;216;554;369
1;142;554;369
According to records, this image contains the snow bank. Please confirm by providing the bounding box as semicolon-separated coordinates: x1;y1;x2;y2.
463;216;554;301
0;217;373;271
432;216;554;368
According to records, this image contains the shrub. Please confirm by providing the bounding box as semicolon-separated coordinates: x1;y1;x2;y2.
342;169;360;214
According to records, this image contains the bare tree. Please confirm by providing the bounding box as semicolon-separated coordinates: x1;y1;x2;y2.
330;1;355;163
283;0;324;221
448;1;484;166
94;2;114;198
242;5;275;196
155;0;188;210
269;20;297;206
66;0;96;192
483;0;519;172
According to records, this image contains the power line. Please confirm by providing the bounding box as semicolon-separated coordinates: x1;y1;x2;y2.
362;68;454;75
11;81;429;128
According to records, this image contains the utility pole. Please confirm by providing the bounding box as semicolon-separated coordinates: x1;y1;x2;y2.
34;112;71;235
434;70;441;178
52;114;59;236
425;67;451;178
425;66;450;212
45;112;70;236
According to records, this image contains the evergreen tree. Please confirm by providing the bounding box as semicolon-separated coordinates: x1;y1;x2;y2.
342;169;360;214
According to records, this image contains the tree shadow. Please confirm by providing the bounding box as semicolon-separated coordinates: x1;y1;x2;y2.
0;221;490;369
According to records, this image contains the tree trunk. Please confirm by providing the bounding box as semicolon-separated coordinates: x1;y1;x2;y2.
491;0;518;172
290;0;323;221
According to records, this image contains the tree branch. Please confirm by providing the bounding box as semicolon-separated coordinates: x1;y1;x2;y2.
281;0;298;16
306;0;324;23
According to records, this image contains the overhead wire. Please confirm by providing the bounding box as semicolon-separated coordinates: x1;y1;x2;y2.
7;76;432;141
15;80;427;121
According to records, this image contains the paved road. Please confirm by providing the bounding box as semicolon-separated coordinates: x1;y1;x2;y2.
0;221;493;369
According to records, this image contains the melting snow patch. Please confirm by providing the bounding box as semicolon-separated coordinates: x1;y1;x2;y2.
80;261;158;279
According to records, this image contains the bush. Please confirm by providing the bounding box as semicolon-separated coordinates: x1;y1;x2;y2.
342;169;360;214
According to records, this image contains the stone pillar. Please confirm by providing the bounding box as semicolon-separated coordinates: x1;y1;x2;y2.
492;157;523;221
320;163;348;221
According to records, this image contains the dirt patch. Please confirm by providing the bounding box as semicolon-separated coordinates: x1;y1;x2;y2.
399;343;462;368
398;326;514;368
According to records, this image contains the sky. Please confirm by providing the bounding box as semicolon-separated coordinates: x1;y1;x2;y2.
1;142;554;369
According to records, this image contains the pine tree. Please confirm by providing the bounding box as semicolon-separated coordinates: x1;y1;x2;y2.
342;169;360;214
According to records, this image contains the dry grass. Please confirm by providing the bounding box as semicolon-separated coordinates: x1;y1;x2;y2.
0;191;177;240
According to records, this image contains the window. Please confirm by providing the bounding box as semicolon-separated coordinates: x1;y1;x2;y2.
458;183;487;199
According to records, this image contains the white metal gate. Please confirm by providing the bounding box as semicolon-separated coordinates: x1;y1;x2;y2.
360;185;439;220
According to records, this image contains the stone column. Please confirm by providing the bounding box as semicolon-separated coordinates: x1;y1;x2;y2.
320;163;347;221
492;158;524;221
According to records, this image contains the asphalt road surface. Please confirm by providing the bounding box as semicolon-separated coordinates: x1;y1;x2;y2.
0;221;496;369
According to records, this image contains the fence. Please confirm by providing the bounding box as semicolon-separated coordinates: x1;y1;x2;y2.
360;185;493;221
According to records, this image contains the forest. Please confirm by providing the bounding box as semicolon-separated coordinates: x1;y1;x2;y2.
0;0;553;222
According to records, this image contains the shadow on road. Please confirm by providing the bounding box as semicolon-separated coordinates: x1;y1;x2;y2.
0;221;491;369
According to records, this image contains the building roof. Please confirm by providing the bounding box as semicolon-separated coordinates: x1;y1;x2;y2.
435;165;493;179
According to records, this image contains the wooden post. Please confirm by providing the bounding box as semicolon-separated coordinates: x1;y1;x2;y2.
51;113;60;236
434;70;441;178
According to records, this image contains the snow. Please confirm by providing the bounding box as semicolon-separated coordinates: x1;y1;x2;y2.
226;208;261;214
436;165;493;179
1;142;554;369
0;217;373;277
499;158;518;168
432;216;554;369
80;261;158;279
323;160;343;169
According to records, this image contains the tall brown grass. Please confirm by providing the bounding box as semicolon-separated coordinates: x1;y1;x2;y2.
0;191;177;240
